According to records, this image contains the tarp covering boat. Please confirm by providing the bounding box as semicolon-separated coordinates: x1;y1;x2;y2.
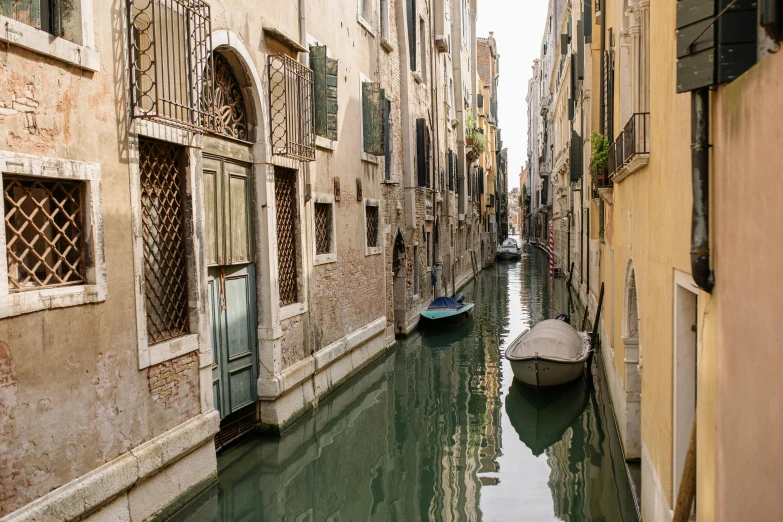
427;296;463;310
506;319;586;361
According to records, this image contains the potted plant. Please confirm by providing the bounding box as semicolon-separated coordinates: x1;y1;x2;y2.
464;108;486;161
589;131;610;178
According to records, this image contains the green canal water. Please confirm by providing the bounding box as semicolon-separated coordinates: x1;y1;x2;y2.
172;240;639;522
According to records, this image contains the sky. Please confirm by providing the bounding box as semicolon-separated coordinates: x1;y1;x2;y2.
476;0;549;190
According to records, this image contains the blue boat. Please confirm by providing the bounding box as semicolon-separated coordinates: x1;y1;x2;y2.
420;296;475;327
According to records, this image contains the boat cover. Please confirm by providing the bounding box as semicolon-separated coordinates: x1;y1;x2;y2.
428;296;462;310
506;319;586;361
501;238;518;248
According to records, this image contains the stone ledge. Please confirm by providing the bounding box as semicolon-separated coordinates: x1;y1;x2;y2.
1;411;219;522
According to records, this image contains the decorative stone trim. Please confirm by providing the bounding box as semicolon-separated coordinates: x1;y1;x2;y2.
612;154;650;184
361;152;381;164
0;151;106;319
356;15;376;37
316;136;337;151
1;411;219;522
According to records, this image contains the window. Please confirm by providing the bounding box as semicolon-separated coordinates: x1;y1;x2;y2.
407;0;417;71
420;17;427;80
139;139;190;344
380;0;391;42
268;54;316;161
310;46;339;141
413;245;420;296
365;203;379;250
313;195;337;266
275;167;299;306
359;0;373;22
384;97;393;181
426;232;431;267
4;176;84;291
416;119;431;187
2;0;61;35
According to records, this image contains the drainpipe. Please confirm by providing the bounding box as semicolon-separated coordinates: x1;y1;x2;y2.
396;0;416;232
299;0;312;203
690;88;714;293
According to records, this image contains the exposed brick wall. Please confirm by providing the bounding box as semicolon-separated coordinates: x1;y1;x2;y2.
147;352;199;413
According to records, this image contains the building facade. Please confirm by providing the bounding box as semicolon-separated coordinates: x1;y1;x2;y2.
0;0;507;520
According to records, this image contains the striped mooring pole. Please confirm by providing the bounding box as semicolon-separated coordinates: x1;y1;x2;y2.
549;221;554;278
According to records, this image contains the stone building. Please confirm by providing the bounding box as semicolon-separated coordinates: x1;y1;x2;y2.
0;0;506;520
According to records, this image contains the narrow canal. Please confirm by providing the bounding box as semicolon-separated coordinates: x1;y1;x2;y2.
172;240;639;522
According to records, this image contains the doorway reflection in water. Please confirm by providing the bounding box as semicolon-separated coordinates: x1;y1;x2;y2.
171;240;638;522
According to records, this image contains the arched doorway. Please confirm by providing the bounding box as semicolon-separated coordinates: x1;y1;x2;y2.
201;49;259;422
392;231;407;333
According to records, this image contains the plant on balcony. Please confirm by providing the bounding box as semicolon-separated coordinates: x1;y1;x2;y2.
464;108;486;161
589;131;610;177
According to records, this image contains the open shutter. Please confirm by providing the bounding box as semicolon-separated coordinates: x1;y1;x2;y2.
577;21;585;80
416;119;426;187
569;54;576;121
424;125;432;187
363;82;385;155
448;149;454;191
604;50;614;140
570;131;583;182
585;0;593;43
310;45;339;140
1;0;41;29
384;97;392;180
407;0;417;71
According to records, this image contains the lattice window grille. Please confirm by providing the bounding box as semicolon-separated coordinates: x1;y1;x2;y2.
3;176;85;292
366;205;379;248
314;203;332;255
202;53;249;140
139;140;190;344
268;54;316;161
275;170;299;306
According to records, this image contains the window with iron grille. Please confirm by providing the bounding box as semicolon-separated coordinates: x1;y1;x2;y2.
314;202;332;255
3;176;85;292
275;168;299;306
1;0;64;36
365;204;379;249
139;139;190;344
128;0;214;131
268;54;316;161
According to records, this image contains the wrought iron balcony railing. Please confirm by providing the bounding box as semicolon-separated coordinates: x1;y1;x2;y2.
609;112;650;177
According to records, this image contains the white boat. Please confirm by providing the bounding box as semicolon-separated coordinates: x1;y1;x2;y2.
497;238;522;260
505;319;590;387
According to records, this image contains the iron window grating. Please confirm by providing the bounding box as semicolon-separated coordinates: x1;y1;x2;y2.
365;204;379;248
268;54;316;162
275;169;299;306
3;175;86;292
139;139;191;344
314;202;332;255
128;0;215;132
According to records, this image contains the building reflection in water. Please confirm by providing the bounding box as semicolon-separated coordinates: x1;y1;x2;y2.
171;244;636;522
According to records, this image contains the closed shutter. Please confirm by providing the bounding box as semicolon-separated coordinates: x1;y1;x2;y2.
1;0;40;30
310;46;339;141
569;54;576;121
384;97;392;180
424;124;431;187
416;119;426;187
477;93;484;108
448;149;454;191
478;167;484;195
604;50;614;139
363;82;385;155
561;34;569;54
585;0;592;43
570;131;583;183
577;21;584;80
407;0;417;71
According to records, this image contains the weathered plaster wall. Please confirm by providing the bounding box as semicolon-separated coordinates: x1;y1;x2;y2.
713;50;783;522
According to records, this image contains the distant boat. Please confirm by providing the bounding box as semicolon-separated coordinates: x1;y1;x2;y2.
505;319;590;387
505;377;588;456
497;238;522;260
420;296;475;327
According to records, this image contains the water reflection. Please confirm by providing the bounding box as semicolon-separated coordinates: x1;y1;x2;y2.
171;241;638;522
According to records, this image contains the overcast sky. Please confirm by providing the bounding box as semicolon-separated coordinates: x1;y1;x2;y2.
476;0;549;190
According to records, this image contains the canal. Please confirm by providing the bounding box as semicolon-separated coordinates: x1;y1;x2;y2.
171;241;639;522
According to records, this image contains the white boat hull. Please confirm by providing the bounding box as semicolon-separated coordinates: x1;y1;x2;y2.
509;357;586;387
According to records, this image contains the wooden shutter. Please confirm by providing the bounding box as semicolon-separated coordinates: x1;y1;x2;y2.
570;131;583;183
569;54;576;121
362;82;385;155
424;125;431;187
577;21;584;80
310;45;339;141
561;34;568;54
202;157;252;266
604;50;614;139
448;149;454;191
416;118;426;187
384;97;392;180
584;0;592;43
407;0;417;71
1;0;41;29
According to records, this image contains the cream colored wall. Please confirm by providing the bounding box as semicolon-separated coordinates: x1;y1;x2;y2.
713;51;783;522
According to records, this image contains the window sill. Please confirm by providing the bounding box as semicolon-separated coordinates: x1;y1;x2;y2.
280;302;308;321
361;152;381;165
381;38;395;53
381;180;399;185
0;283;106;320
316;135;337;151
357;15;376;37
314;252;337;266
412;72;424;84
365;246;382;256
0;15;100;72
143;333;199;369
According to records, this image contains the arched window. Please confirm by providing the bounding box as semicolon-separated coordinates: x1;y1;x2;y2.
202;53;249;140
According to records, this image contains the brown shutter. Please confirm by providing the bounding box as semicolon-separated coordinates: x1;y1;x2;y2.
362;82;385;155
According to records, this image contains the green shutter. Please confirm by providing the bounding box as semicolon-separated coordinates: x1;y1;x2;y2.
407;0;417;71
416;118;426;187
310;46;339;141
585;0;593;43
570;131;583;183
1;0;41;29
577;21;585;80
362;82;385;155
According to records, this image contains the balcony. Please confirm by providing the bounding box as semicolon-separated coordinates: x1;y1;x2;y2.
608;112;650;182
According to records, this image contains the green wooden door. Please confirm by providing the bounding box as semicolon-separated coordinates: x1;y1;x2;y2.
203;155;257;419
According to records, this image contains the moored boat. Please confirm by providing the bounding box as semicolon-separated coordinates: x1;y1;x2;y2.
504;319;590;387
420;296;475;327
496;237;522;260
